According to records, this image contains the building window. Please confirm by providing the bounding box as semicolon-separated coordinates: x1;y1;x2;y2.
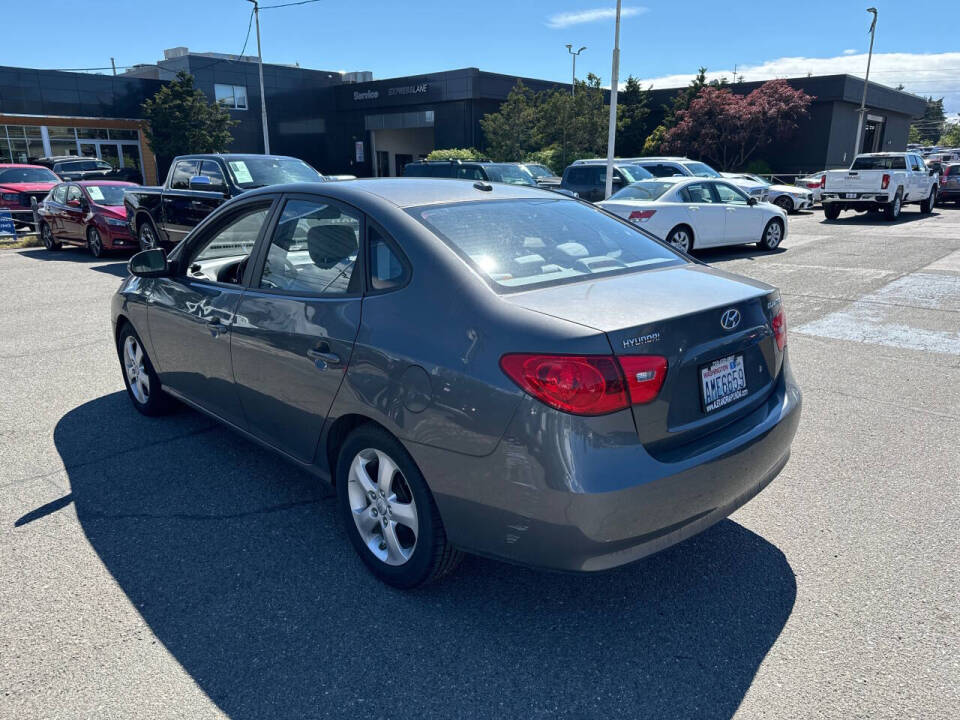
215;84;248;110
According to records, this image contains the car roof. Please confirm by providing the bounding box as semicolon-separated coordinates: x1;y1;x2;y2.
628;177;696;186
74;180;137;186
174;153;301;162
240;177;569;209
0;163;48;169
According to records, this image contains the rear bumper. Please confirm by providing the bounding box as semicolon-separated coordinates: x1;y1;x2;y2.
822;191;890;208
410;364;802;572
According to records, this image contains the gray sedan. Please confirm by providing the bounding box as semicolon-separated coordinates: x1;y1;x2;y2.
112;179;801;587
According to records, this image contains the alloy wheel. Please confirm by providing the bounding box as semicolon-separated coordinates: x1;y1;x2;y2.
123;335;150;405
765;220;783;248
88;228;102;257
670;229;691;253
41;223;55;249
139;223;156;250
347;448;419;566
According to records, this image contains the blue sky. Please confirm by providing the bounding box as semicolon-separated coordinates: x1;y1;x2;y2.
4;1;960;113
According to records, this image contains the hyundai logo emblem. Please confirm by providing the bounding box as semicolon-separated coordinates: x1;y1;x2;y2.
720;308;741;331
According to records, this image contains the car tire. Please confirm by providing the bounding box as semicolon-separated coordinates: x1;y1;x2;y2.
87;227;104;258
920;186;936;214
666;225;694;253
117;323;174;416
336;425;463;588
758;218;784;251
883;190;902;221
40;221;61;250
774;196;794;214
138;219;159;251
823;204;841;220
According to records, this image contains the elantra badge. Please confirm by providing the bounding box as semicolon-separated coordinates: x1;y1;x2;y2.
720;308;741;331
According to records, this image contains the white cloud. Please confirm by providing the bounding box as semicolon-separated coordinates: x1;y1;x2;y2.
842;49;857;56
636;52;960;117
547;6;646;29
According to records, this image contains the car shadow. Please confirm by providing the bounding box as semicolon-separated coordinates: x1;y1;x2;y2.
17;247;130;278
695;245;787;264
35;392;797;719
819;209;938;226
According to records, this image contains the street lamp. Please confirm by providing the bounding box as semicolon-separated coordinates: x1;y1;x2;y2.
603;0;622;199
852;7;878;158
566;44;586;96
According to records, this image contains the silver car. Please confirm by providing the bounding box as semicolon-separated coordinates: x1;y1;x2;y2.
112;179;801;587
723;173;815;213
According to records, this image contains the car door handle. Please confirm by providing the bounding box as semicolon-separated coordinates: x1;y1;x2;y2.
207;318;228;337
688;206;699;211
307;347;340;368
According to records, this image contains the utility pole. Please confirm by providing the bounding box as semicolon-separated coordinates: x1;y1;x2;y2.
248;0;271;154
603;0;622;200
110;58;117;76
566;44;586;97
853;7;878;158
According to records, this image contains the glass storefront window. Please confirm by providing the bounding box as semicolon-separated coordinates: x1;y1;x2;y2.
23;125;43;138
47;126;77;139
77;127;108;139
48;139;78;157
108;129;139;140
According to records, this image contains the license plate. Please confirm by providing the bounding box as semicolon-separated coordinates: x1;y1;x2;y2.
701;355;748;413
845;193;857;199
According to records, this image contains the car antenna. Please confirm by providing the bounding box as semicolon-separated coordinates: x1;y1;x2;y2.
473;181;493;192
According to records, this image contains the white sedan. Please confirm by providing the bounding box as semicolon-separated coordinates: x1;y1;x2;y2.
599;177;788;253
722;173;815;213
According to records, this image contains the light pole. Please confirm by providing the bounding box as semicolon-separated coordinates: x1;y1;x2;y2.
566;44;586;96
853;7;878;158
603;0;622;199
247;0;270;154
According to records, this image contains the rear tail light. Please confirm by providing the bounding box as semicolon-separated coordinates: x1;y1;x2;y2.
881;173;890;190
628;209;657;223
771;308;787;351
500;353;667;416
943;166;952;177
819;175;826;188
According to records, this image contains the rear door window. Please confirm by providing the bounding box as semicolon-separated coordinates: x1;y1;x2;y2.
681;182;718;203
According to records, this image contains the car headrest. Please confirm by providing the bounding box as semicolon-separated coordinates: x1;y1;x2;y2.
307;224;357;269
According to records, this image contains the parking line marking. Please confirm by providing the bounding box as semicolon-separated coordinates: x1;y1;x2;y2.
923;249;960;275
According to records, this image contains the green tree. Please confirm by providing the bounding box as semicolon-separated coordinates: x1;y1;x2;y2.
479;81;538;161
910;97;945;144
618;75;651;157
908;125;923;144
141;71;237;161
940;116;960;146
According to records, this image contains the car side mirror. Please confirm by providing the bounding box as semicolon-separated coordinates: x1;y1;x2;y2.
66;198;80;207
747;197;758;206
189;175;213;191
129;248;169;278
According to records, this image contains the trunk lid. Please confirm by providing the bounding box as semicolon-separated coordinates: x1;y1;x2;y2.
503;264;783;455
824;169;886;193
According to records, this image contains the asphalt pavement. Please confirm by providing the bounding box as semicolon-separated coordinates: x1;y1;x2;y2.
1;202;958;719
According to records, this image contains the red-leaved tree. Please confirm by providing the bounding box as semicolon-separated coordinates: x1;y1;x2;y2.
662;79;813;170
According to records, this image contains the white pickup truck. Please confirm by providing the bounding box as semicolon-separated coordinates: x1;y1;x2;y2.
821;152;938;221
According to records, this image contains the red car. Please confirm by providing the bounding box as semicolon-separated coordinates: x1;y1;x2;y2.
37;181;139;257
0;163;60;229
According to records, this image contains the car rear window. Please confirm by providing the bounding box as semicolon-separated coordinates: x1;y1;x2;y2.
618;165;654;182
851;155;907;170
609;181;676;201
408;198;684;292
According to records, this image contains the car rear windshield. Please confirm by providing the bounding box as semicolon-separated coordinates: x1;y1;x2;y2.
851;155;907;170
408;198;684;291
0;167;58;184
486;164;537;186
609;181;676;200
619;165;654;182
224;157;323;188
684;162;721;177
85;185;127;205
525;164;553;179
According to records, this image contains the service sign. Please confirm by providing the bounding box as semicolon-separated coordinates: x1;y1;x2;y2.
355;141;365;163
0;210;16;238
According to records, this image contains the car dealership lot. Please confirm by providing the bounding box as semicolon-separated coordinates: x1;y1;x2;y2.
1;207;958;718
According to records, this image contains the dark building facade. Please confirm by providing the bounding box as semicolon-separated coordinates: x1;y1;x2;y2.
0;50;928;183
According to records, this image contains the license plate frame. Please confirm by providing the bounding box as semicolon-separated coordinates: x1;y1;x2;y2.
700;354;748;414
844;192;857;199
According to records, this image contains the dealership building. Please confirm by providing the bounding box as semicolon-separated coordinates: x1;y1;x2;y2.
0;47;927;183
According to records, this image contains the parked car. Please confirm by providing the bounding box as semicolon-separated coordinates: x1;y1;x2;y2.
560;162;653;202
0;164;60;228
519;162;562;189
112;178;801;587
599;177;788;253
599;156;769;201
821;152;938;220
33;155;143;184
37;181;139;257
796;172;828;204
402;159;535;186
937;163;960;205
721;173;814;213
124;153;324;250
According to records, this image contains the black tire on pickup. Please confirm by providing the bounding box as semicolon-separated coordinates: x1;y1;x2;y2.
824;204;841;220
137;217;159;251
920;185;936;214
883;190;903;221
